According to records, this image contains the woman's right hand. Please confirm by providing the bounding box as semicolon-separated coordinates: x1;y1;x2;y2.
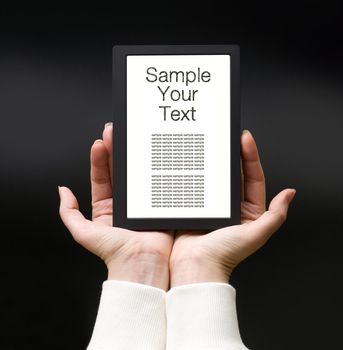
58;123;174;291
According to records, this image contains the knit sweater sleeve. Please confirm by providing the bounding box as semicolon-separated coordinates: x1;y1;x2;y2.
166;282;250;350
87;280;166;350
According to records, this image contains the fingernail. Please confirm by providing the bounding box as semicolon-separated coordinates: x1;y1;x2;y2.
289;188;297;201
104;122;113;129
242;129;250;134
93;139;103;144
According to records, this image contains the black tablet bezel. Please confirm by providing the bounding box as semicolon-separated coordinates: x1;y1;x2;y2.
113;44;240;230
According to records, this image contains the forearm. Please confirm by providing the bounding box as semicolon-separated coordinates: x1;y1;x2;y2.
107;251;170;291
168;258;249;350
166;282;249;350
88;253;169;350
170;254;230;288
87;281;166;350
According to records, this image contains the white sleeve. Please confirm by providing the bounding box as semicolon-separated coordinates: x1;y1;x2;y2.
87;280;166;350
166;282;250;350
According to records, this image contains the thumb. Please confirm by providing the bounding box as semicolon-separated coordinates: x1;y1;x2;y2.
58;186;97;247
247;188;296;246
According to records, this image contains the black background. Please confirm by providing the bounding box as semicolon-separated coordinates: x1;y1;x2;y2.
0;3;342;349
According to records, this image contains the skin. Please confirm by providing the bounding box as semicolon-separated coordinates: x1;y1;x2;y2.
58;124;296;291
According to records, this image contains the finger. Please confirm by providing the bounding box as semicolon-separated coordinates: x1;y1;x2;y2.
246;188;296;246
102;122;113;186
90;139;112;205
58;186;98;248
240;157;244;200
241;130;266;209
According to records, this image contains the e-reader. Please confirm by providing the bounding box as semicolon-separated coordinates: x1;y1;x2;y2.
113;45;240;230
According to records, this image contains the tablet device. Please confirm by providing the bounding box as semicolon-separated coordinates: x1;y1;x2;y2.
113;45;240;230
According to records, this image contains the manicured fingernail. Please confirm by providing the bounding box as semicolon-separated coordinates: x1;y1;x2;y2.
104;122;113;129
242;129;250;134
93;139;103;144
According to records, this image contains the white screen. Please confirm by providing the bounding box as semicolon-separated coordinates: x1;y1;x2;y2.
127;55;231;218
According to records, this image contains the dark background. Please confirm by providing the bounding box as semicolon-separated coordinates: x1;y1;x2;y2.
1;3;342;349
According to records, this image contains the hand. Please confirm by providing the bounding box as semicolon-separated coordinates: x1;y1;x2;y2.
58;123;173;291
170;130;296;287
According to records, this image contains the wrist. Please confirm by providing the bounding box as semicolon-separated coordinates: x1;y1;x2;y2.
106;251;170;291
170;254;230;288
